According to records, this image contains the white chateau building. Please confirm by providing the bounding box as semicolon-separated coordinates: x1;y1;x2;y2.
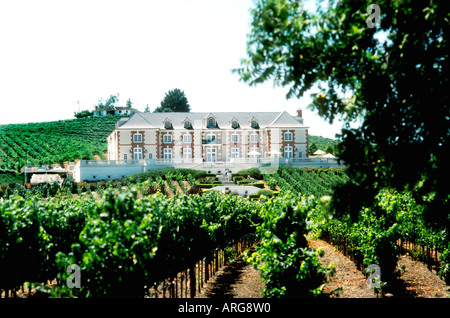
107;110;308;163
72;109;340;182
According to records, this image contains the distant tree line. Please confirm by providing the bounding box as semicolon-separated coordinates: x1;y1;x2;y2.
74;89;190;119
309;135;340;156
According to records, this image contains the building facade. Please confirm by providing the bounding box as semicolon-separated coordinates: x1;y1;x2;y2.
107;110;309;164
93;106;137;117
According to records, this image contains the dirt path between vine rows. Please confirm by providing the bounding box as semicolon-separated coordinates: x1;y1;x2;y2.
197;239;450;299
308;239;377;298
197;251;264;298
310;239;450;298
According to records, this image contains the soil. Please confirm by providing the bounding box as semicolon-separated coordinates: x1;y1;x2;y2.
197;252;264;298
163;181;174;196
308;239;376;298
172;181;184;195
394;255;450;298
198;239;450;299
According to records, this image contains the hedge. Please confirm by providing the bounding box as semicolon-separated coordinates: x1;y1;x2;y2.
248;182;265;189
197;183;223;189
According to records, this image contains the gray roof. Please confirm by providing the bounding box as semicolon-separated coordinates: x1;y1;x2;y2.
94;106;138;111
117;111;308;130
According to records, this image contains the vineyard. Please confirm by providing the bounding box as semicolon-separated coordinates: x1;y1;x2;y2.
266;167;450;294
0;172;331;298
0;116;338;175
1;166;449;298
0;116;120;171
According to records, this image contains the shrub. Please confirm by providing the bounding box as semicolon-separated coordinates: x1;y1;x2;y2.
62;175;77;194
127;168;207;183
266;178;278;190
248;182;265;189
188;186;203;195
255;189;274;197
197;184;220;189
236;168;262;180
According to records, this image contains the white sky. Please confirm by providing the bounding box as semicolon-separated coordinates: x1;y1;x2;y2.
0;0;345;139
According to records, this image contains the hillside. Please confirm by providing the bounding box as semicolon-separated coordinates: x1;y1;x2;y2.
308;135;340;154
0;115;339;173
0;116;120;171
0;170;23;187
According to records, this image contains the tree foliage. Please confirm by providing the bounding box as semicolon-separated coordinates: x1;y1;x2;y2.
74;110;93;119
235;0;449;227
126;98;133;108
95;93;120;109
309;135;339;155
154;88;190;113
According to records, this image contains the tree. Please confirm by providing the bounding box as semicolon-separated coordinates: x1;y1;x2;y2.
126;98;133;108
308;142;318;155
144;104;151;113
309;135;338;154
74;110;93;119
154;89;190;113
324;145;334;155
234;0;449;227
95;93;120;109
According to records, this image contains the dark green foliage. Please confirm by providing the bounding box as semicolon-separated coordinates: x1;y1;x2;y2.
235;0;450;231
0;170;23;187
55;190;258;297
153;88;190;113
247;193;334;297
309;136;339;155
62;174;77;194
263;167;348;197
235;168;262;180
74;110;93;119
255;189;274;197
126;168;206;184
0;195;89;292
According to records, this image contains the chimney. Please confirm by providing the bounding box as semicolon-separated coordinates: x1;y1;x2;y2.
296;108;302;118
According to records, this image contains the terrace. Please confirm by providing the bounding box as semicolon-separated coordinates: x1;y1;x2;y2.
73;156;343;182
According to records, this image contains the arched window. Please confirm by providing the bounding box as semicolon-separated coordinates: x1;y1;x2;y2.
207;117;215;128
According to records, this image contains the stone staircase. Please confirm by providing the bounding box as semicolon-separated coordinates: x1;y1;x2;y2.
217;174;235;186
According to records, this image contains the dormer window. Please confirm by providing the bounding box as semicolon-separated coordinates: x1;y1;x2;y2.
164;120;172;129
207;117;215;128
183;117;192;129
231;121;239;129
251;120;259;129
